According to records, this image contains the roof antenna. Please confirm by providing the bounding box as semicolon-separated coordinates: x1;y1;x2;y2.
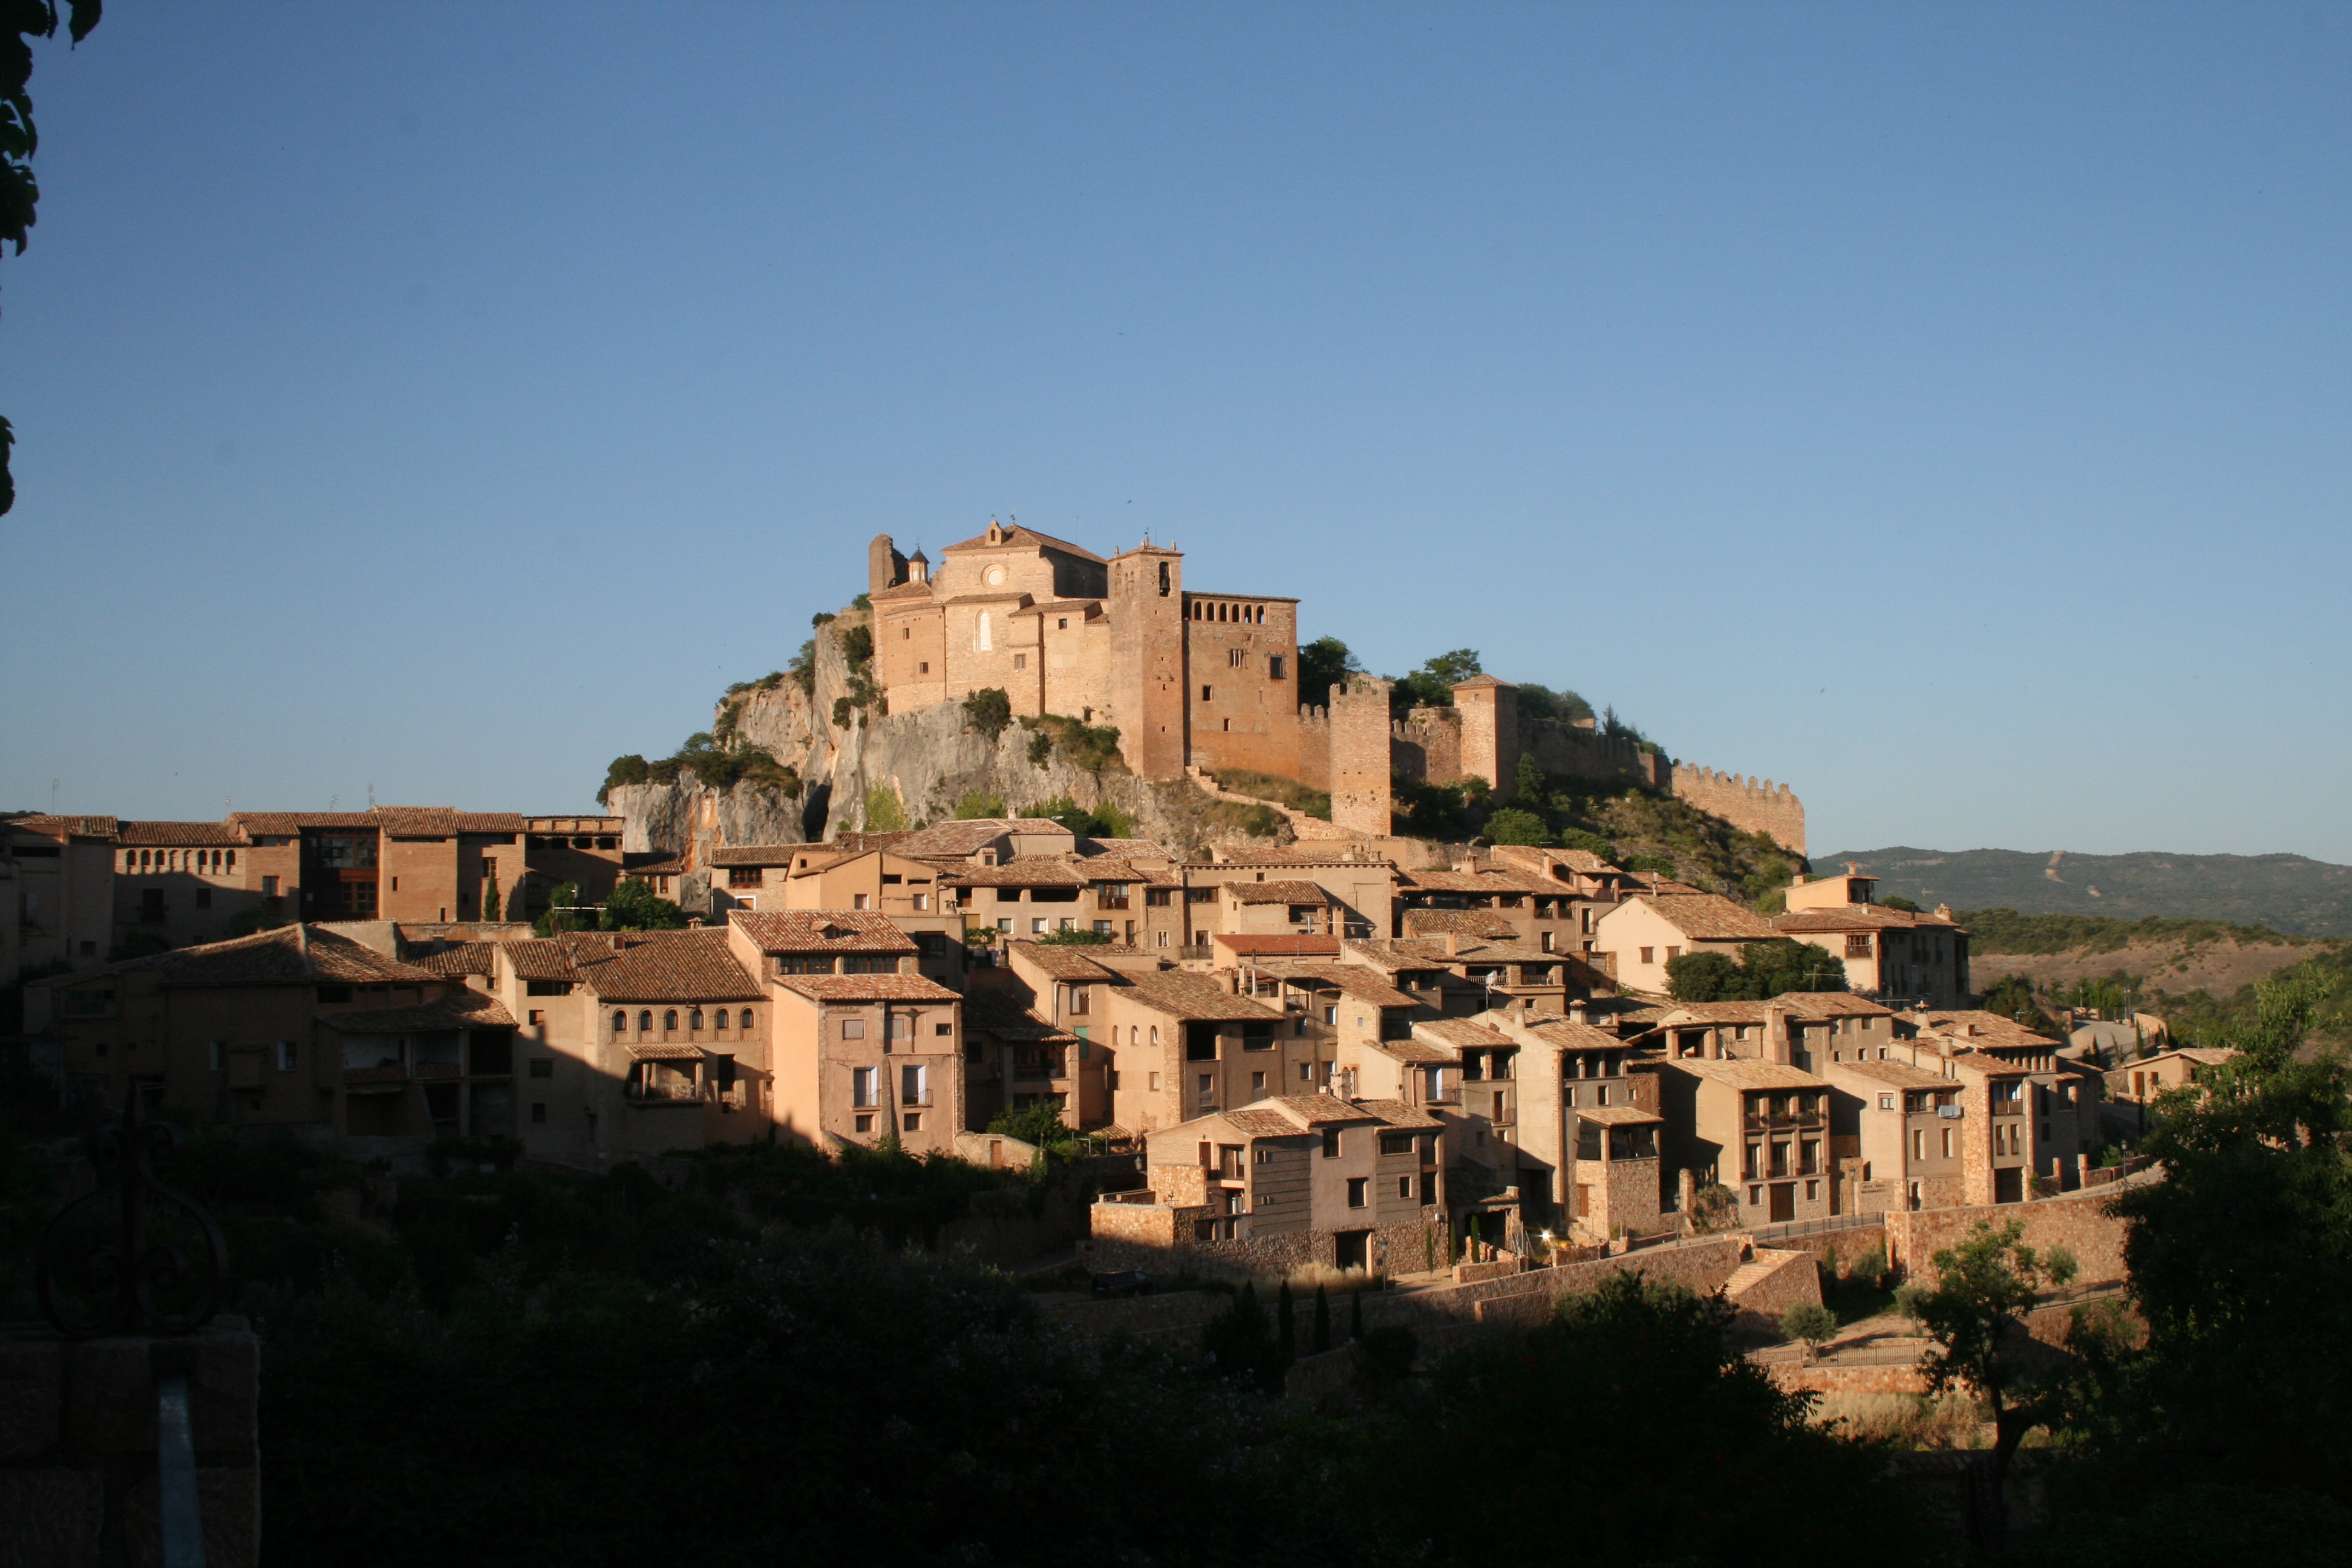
367;782;376;809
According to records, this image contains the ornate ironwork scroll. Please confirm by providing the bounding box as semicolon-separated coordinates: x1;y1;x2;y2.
35;1088;228;1338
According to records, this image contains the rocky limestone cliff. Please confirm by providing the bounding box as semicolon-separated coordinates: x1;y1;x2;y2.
606;610;1297;864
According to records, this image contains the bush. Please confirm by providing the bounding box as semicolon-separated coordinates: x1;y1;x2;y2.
1033;927;1113;947
962;687;1013;742
1204;768;1331;820
599;878;687;932
1780;1301;1837;1350
1847;1243;1889;1288
1484;808;1549;846
952;790;1005;820
1203;801;1284;838
863;785;909;834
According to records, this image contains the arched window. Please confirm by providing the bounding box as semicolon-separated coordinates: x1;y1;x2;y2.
613;1010;627;1035
975;610;993;652
1149;1025;1159;1045
664;1009;679;1032
739;1008;754;1030
638;1010;654;1033
689;1008;705;1031
713;1009;729;1033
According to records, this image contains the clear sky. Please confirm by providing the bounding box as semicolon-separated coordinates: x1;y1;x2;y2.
4;3;2348;860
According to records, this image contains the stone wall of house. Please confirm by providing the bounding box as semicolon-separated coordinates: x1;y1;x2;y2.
1883;1180;2137;1287
1667;765;1807;856
0;1320;260;1568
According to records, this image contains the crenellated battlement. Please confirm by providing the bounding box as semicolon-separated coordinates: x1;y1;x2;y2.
1669;764;1807;855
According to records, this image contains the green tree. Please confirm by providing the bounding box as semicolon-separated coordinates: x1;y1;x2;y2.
2088;967;2352;1509
1878;894;1920;912
1665;950;1745;1002
1979;972;2058;1034
951;789;1005;820
0;0;101;516
480;874;501;923
1296;635;1362;709
1780;1301;1837;1355
1739;938;1847;997
1388;648;1481;714
1031;927;1112;947
1514;682;1594;725
983;1099;1071;1152
961;687;1013;742
533;881;584;937
1483;807;1549;846
862;785;908;834
1913;1218;2059;1547
600;878;687;932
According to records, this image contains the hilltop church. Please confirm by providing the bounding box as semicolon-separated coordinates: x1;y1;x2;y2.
866;522;1304;784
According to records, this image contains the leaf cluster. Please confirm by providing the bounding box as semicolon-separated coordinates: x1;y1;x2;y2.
1665;939;1847;1002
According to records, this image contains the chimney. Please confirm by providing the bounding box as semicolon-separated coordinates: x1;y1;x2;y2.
1766;1000;1792;1065
1791;873;1807;886
1223;969;1240;995
1707;1027;1722;1060
1568;998;1589;1027
1443;931;1462;957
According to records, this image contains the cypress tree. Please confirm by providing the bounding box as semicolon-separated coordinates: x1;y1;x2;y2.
1350;1286;1365;1342
1313;1284;1331;1354
481;876;501;923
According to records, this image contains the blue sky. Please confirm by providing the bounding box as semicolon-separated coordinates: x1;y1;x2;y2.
4;3;2348;860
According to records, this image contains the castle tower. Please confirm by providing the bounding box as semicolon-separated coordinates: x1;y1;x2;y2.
1330;676;1394;836
867;533;908;596
1106;540;1187;779
1452;675;1520;804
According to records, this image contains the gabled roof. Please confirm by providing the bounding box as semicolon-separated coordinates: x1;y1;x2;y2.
940;856;1091;888
1366;1037;1456;1065
1006;941;1125;982
886;817;1079;860
1521;1017;1628;1052
1204;844;1394;867
1264;965;1419;1009
772;973;962;1003
95;924;442;988
730;910;916;955
1576;1103;1662;1126
1114;970;1287;1023
1401;909;1521;939
708;844;807;867
1397;867;1549;895
1617;894;1779;941
1416;1018;1515;1051
961;992;1077;1044
1344;937;1562;968
940;523;1105;561
7;814;120;839
572;930;763;1003
1773;905;1964;933
1910;1010;2059;1048
1829;1058;1952;1091
118;821;246;848
411;942;497;978
1661;1058;1828;1089
1262;1093;1382;1127
324;993;517;1033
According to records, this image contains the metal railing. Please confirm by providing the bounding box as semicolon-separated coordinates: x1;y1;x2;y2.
1747;1212;1884;1245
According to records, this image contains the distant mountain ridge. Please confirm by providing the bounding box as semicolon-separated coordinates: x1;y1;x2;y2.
1814;846;2352;938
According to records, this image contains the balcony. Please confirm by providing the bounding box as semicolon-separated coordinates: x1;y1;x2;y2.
1743;1112;1824;1132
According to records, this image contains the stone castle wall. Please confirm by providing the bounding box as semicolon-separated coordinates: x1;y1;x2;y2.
1668;764;1807;855
1295;705;1330;791
1328;679;1394;837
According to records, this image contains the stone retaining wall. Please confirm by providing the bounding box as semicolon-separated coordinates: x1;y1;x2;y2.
1884;1181;2135;1286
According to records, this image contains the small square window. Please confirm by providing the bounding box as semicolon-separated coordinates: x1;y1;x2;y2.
902;1112;921;1132
528;1009;544;1026
1013;653;1027;669
528;1058;554;1078
530;1103;547;1123
1345;1177;1368;1208
918;661;929;674
855;1112;874;1133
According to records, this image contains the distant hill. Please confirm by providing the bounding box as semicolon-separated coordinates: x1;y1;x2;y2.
1812;847;2352;938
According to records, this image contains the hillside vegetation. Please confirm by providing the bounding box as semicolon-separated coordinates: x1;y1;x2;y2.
1818;846;2352;936
1960;909;2301;956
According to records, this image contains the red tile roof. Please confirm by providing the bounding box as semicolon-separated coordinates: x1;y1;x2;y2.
773;973;963;1003
1212;934;1342;959
730;910;917;954
1624;894;1779;941
572;931;762;1003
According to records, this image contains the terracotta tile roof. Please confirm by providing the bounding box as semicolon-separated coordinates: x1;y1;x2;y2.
1264;1092;1377;1126
2174;1047;2238;1066
1215;1108;1308;1139
1008;598;1103;618
1576;1103;1662;1126
109;924;442;987
1344;937;1563;967
1354;1098;1443;1128
503;935;613;982
940;523;1105;561
1367;1037;1455;1064
1264;965;1419;1009
708;844;807;867
1624;894;1779;941
1078;837;1174;861
1664;1058;1829;1090
8;814;120;839
1401;909;1521;939
1486;845;1624;877
1397;868;1549;895
942;857;1091;888
118;821;246;848
1523;1018;1628;1051
624;852;688;875
325;993;517;1033
961;992;1077;1043
1007;941;1125;981
1773;906;1963;933
1226;880;1331;906
411;943;497;978
730;910;916;954
1831;1058;1952;1091
573;930;763;1003
1623;874;1708;896
1204;844;1393;867
1652;1002;1785;1024
1788;993;1898;1019
1114;970;1287;1022
1912;1010;2059;1047
627;1042;707;1061
224;808;543;837
1213;934;1342;959
877;818;1068;860
773;973;963;1003
1417;1018;1515;1051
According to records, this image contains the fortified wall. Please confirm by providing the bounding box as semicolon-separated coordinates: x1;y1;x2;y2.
1668;765;1807;856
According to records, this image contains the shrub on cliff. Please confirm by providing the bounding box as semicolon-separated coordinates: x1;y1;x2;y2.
963;687;1013;742
1484;808;1549;846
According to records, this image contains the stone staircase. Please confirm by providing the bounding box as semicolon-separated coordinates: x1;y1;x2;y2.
1182;766;1360;842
